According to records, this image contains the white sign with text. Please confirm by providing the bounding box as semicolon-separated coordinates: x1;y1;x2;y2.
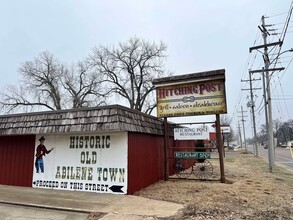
174;126;209;140
32;132;128;194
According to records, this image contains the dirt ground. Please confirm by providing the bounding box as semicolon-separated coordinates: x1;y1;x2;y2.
134;151;293;219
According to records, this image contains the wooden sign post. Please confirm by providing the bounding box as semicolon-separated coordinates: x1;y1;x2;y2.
153;69;227;183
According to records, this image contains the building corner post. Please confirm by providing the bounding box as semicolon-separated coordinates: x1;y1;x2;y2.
164;117;169;181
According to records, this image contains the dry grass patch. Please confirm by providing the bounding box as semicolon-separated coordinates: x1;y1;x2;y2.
135;151;293;219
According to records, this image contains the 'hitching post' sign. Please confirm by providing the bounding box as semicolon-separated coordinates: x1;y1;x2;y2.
174;126;209;140
153;70;227;117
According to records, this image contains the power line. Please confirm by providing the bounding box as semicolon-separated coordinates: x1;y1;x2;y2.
231;27;262;127
268;12;290;18
272;98;293;100
280;0;293;42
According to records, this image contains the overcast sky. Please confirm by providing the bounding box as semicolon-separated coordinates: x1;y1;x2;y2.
1;0;293;135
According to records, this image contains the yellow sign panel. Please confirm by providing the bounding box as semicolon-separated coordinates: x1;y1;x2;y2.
156;80;227;117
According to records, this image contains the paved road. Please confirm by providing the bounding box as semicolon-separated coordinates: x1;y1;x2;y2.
248;145;293;169
0;203;89;220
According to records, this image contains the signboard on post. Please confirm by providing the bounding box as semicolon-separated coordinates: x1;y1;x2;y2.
152;69;227;183
153;70;227;118
174;152;211;159
174;126;209;140
212;124;231;133
220;126;231;133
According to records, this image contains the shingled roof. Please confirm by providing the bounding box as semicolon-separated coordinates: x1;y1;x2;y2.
0;105;166;136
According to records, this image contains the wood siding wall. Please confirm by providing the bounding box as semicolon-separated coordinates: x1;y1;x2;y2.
127;132;193;194
127;133;164;194
0;135;35;187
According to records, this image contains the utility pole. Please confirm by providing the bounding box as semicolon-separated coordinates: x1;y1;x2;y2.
249;15;283;172
238;121;243;149
262;68;269;150
241;73;261;157
238;106;248;153
249;106;255;155
262;15;274;172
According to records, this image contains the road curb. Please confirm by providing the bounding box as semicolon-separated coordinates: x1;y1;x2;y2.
0;200;92;214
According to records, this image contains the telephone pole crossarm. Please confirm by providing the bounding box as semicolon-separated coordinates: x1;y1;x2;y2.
249;41;283;52
249;67;285;74
242;88;261;91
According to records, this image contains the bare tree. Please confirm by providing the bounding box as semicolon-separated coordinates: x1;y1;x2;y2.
276;119;293;145
0;51;64;112
88;37;168;114
257;123;267;145
0;51;106;113
0;84;56;113
220;115;232;126
62;61;107;108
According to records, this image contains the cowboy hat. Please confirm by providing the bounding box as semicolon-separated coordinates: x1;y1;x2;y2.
39;136;45;141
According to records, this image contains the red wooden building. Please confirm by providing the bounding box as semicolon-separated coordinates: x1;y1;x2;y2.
0;105;191;194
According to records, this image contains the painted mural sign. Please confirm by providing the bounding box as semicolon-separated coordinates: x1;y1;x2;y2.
174;126;209;140
32;132;128;194
156;80;227;117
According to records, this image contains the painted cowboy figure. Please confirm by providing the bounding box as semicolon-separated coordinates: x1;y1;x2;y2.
35;136;53;173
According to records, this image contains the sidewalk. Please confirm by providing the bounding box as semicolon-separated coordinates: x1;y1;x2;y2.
0;185;183;219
